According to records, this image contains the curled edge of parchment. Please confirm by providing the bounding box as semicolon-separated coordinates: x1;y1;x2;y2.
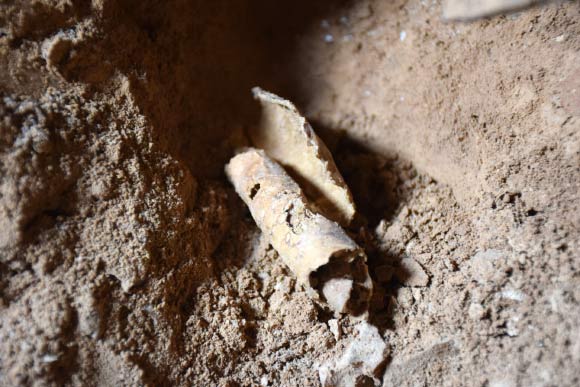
250;87;356;227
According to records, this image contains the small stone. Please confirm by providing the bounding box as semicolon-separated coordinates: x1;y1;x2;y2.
468;303;487;320
397;288;414;308
41;354;59;363
506;316;520;337
339;323;387;374
323;278;353;314
382;341;458;386
394;259;429;287
470;249;507;285
42;35;73;72
30;126;52;154
90;179;112;200
328;318;341;340
320;322;388;387
249;297;267;317
273;276;294;294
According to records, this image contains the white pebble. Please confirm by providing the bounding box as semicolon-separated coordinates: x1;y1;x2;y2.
328;318;341;340
500;289;526;302
342;34;354;42
41;354;59;363
506;316;520;337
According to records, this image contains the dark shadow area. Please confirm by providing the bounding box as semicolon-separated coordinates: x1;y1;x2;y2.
316;128;422;332
93;0;352;178
315;126;405;228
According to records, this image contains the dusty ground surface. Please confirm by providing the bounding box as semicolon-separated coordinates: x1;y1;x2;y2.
1;0;579;386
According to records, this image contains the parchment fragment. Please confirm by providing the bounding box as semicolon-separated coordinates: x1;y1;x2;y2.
250;87;356;227
226;148;372;315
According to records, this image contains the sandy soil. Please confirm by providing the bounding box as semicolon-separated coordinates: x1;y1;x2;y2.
0;0;579;386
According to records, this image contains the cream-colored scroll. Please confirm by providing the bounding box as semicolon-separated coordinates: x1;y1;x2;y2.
226;149;371;315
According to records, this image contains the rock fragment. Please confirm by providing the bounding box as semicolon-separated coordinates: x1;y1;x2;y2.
319;322;388;387
383;340;458;386
468;303;488;320
328;318;341;340
394;258;429;287
443;0;542;20
250;87;356;226
470;249;507;285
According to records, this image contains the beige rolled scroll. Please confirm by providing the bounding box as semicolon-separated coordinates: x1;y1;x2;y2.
226;148;372;315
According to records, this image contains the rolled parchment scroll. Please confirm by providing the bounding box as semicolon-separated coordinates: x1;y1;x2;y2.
226;148;372;315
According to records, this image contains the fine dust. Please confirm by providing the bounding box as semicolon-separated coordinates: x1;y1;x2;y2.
0;0;579;386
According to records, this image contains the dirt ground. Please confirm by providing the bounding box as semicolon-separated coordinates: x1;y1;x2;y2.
0;0;579;386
